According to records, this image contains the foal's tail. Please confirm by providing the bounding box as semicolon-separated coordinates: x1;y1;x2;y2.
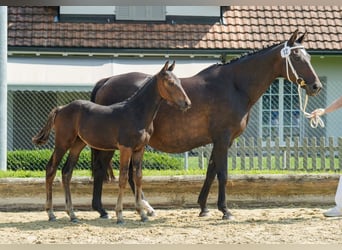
32;107;59;145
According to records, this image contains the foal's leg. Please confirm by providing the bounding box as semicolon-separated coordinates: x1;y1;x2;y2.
92;149;114;218
45;147;68;221
128;160;155;216
132;149;148;222
115;147;132;224
61;137;86;222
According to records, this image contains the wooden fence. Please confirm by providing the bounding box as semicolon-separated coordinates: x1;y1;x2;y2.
192;137;342;172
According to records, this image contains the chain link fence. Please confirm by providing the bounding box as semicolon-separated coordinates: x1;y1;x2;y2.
6;79;342;172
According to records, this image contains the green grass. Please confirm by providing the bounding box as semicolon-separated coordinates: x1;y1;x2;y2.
1;155;340;178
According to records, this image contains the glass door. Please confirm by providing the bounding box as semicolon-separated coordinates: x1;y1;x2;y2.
260;79;303;144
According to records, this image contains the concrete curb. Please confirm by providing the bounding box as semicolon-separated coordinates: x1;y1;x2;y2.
0;174;339;212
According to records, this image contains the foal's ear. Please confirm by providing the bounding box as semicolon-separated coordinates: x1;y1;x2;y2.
296;31;307;44
161;61;169;72
287;29;299;47
168;61;176;71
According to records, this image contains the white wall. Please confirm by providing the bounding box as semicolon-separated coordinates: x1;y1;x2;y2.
312;55;342;138
7;57;218;90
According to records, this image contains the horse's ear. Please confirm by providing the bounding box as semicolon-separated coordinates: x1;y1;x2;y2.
168;61;175;71
296;31;307;44
161;61;169;72
287;29;299;47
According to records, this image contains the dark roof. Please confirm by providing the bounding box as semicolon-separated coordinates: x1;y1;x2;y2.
7;6;342;53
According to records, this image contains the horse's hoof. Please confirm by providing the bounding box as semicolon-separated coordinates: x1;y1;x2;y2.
222;214;234;220
199;209;210;217
70;218;79;223
100;214;111;219
147;211;156;217
116;220;125;225
141;216;149;222
100;213;111;219
48;217;56;222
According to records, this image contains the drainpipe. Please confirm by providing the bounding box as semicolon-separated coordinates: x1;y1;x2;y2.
0;6;7;171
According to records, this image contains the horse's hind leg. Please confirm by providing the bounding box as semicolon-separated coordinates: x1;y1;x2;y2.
61;137;86;222
132;149;148;222
92;149;114;219
45;147;68;221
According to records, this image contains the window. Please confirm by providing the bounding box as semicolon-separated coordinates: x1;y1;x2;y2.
116;6;166;21
259;77;326;145
59;6;220;23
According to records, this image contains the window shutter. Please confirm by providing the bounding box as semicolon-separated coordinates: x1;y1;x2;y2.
116;6;131;20
116;6;165;21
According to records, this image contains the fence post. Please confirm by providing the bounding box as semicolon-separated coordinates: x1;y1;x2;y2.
198;147;204;170
294;137;299;170
257;138;262;170
320;137;326;170
311;137;317;171
184;152;189;170
303;137;308;171
0;7;7;171
328;137;335;171
339;137;342;171
266;137;271;169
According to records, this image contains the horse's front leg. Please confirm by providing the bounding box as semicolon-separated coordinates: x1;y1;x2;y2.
91;149;114;219
45;147;67;221
214;140;233;220
128;160;155;216
115;147;131;224
197;152;216;217
198;138;233;220
132;149;148;222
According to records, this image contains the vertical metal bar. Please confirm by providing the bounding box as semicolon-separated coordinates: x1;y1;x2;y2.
184;152;188;170
0;6;7;171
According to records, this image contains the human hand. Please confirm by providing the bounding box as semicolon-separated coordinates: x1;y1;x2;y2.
310;108;325;118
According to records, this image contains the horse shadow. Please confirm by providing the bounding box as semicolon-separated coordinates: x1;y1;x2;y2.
0;212;169;231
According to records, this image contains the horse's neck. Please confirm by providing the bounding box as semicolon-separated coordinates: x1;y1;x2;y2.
226;46;282;106
127;76;163;127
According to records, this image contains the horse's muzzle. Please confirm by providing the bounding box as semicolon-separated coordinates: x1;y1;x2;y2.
181;100;192;111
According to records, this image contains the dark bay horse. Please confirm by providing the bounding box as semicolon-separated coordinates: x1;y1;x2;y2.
32;61;191;223
91;30;322;220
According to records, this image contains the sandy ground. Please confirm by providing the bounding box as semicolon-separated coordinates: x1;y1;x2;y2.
0;207;341;244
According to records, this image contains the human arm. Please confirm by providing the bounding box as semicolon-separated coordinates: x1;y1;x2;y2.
311;95;342;117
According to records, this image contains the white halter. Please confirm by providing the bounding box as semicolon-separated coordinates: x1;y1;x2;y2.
280;42;324;128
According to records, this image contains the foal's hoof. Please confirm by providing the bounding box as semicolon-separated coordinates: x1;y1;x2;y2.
141;216;149;222
70;217;79;223
147;211;156;217
116;220;125;225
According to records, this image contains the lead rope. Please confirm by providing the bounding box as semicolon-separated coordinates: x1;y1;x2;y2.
281;42;325;128
297;84;325;128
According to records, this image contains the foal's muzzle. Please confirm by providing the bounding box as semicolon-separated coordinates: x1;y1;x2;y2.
180;100;191;111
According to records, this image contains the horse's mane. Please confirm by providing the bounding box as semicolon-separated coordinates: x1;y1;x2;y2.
196;42;282;75
226;42;281;65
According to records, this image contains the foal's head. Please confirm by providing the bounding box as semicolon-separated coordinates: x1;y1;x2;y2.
279;29;322;96
157;61;191;111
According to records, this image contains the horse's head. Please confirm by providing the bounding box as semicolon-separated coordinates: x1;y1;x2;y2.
157;61;191;111
279;29;322;96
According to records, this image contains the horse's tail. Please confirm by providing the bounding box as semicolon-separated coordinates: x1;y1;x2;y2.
32;107;59;145
90;76;110;102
